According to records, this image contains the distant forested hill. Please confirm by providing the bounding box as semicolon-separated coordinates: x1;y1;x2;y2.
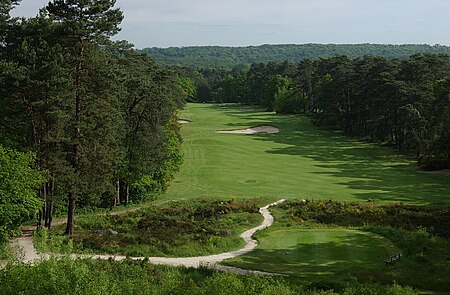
142;44;450;68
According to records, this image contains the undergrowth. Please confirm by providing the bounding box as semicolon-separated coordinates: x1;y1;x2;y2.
37;199;262;257
0;258;417;295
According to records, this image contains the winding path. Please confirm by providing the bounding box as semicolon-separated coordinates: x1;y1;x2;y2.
8;199;286;275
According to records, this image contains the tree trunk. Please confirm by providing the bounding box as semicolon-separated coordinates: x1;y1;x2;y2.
39;185;47;229
47;179;54;229
66;43;84;235
37;209;43;229
45;180;53;230
113;178;120;207
46;201;53;230
65;194;75;235
44;182;49;228
125;182;129;205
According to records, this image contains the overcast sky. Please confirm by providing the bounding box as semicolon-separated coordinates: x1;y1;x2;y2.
11;0;450;49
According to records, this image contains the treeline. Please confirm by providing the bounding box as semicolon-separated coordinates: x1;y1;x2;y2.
143;44;450;69
0;0;184;240
180;54;450;170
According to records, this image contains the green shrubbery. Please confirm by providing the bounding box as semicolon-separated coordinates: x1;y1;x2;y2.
0;145;44;245
0;258;417;295
39;199;262;257
418;155;450;171
281;200;450;237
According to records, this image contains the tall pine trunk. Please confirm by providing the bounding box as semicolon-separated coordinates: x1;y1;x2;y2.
113;178;120;207
125;183;129;205
66;43;84;235
65;194;75;235
45;180;54;229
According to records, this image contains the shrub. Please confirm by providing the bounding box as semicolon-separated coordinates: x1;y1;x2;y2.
418;155;450;170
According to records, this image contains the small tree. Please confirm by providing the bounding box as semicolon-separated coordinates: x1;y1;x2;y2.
0;145;44;244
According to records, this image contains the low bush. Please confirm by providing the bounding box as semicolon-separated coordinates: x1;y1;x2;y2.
418;155;450;171
42;199;262;257
280;200;450;238
0;258;418;295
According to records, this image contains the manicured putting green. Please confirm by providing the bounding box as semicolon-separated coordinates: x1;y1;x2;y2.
223;228;399;276
165;103;450;204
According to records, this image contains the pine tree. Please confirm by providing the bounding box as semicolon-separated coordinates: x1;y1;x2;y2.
45;0;123;234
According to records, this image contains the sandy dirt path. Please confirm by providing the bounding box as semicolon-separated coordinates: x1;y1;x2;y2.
7;199;286;276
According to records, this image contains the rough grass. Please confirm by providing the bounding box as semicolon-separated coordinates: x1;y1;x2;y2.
166;103;450;204
38;199;263;257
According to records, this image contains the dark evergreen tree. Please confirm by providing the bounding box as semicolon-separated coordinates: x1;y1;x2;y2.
45;0;123;234
113;46;183;204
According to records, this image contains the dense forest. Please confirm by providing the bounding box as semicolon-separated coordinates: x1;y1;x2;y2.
143;44;450;69
178;54;450;170
0;0;184;243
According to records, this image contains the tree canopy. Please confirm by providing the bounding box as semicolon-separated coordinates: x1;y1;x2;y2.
0;0;185;238
143;44;450;69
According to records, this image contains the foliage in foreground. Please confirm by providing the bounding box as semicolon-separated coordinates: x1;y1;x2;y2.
0;258;417;295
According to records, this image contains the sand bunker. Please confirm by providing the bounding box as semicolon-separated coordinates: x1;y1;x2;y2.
218;125;279;134
178;119;191;124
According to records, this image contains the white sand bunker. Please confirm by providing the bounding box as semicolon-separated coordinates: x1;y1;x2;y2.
218;125;279;134
178;119;191;124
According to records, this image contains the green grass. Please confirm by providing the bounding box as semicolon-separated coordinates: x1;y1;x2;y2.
166;103;450;204
224;201;450;291
223;227;398;277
